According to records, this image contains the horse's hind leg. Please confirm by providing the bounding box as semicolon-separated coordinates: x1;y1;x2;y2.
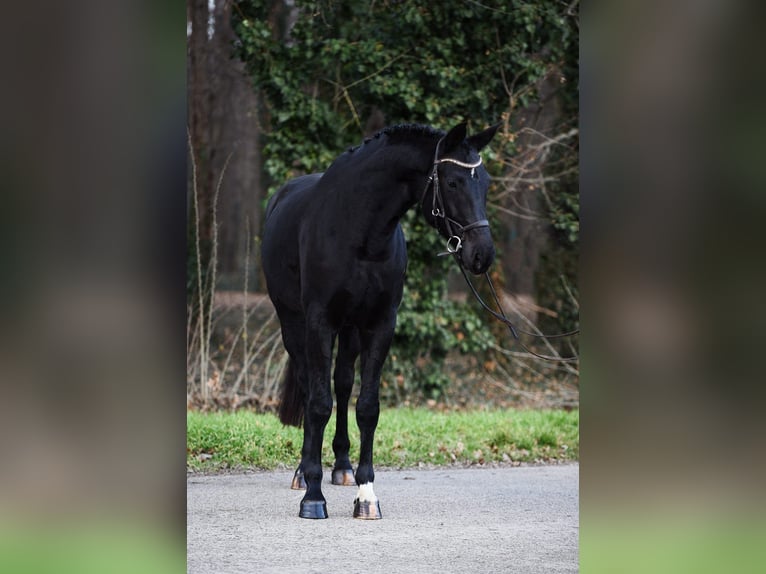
331;326;360;486
274;313;310;491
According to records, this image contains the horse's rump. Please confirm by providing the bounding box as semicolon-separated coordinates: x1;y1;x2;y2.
264;172;323;222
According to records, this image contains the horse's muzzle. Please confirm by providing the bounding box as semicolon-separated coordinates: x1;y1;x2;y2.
460;230;495;275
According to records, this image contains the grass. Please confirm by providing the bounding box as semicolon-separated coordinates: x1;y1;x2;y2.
0;522;184;574
187;407;578;472
581;514;766;574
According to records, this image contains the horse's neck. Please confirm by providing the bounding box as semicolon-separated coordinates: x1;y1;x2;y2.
326;138;434;257
354;141;433;233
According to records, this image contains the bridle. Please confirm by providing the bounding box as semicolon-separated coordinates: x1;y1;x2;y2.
421;136;488;256
420;135;580;363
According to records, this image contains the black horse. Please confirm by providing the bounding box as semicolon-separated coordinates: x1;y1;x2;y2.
261;122;499;519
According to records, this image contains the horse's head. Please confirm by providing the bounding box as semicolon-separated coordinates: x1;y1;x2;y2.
422;122;500;275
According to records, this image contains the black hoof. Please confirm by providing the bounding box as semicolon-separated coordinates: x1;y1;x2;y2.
353;498;382;520
331;468;356;486
299;499;328;519
290;471;307;490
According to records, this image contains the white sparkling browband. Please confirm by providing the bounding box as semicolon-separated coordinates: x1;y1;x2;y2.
435;156;482;169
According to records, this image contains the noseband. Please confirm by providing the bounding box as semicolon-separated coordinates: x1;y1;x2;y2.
421;137;488;256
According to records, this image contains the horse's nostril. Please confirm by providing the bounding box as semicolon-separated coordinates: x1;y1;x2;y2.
473;251;484;272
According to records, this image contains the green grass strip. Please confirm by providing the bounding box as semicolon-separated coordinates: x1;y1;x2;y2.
0;522;184;574
187;407;578;471
581;514;766;573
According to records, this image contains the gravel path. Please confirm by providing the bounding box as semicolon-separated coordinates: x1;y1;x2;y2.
187;464;578;573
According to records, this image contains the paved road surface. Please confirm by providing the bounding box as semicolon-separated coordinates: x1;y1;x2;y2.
187;464;578;573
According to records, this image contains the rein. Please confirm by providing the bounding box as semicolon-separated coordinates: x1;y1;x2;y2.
455;261;580;362
421;136;580;363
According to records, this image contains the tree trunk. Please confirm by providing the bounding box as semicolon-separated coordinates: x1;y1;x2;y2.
188;0;265;293
501;69;566;306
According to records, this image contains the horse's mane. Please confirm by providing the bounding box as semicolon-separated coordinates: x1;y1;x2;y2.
378;123;443;144
344;124;443;155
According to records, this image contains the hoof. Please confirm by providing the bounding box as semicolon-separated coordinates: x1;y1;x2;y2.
299;499;328;519
290;471;307;490
353;498;382;520
331;468;356;486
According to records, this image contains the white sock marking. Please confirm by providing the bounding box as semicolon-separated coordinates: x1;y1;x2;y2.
356;482;377;503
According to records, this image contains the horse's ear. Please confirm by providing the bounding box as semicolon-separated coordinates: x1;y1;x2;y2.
442;122;468;153
466;123;501;152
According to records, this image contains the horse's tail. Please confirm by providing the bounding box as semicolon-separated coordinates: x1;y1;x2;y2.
278;360;304;427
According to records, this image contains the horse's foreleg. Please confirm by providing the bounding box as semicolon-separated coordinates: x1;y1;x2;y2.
331;326;360;486
353;324;394;520
298;312;336;519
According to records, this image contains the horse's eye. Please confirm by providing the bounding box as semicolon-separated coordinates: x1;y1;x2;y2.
447;179;457;189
